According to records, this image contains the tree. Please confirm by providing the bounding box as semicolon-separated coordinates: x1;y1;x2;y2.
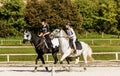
73;0;99;32
95;0;118;34
0;0;26;37
73;0;119;34
115;0;120;32
24;0;83;33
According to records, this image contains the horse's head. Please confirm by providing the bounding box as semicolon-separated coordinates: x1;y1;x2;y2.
50;29;61;39
50;28;68;39
23;30;32;44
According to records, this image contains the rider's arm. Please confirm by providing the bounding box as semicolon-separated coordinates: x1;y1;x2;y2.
43;32;50;36
43;26;50;36
39;33;43;37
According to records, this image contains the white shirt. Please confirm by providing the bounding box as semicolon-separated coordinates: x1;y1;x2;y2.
67;28;76;39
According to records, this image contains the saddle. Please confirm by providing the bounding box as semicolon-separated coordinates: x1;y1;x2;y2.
69;39;82;50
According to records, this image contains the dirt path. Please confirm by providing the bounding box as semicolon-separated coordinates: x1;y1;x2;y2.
0;67;120;76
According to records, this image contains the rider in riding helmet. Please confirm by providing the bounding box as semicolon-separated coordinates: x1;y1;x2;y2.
39;19;53;50
66;22;77;53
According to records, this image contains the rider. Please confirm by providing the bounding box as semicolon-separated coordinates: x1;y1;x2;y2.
66;22;77;53
39;19;53;50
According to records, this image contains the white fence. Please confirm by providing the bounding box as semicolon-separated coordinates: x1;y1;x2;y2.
0;52;120;62
0;39;120;45
0;40;22;45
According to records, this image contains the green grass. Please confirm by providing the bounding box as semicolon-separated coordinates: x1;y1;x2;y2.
0;46;120;61
0;48;35;54
80;39;120;46
77;32;118;39
0;33;120;61
1;39;120;46
91;46;120;52
10;55;37;61
92;54;116;60
1;46;120;54
0;32;120;46
0;56;6;61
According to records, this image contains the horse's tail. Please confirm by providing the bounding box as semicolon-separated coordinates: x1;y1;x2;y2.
87;46;94;61
87;55;94;61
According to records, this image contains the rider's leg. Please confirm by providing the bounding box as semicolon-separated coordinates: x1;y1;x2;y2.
48;37;53;47
44;36;52;48
73;38;77;53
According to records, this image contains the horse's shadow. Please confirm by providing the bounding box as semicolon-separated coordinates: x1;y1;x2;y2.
10;69;69;72
10;69;52;72
6;67;85;73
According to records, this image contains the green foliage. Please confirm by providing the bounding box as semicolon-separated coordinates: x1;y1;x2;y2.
95;0;118;34
0;0;120;37
0;0;26;37
73;0;120;34
24;0;83;33
73;0;99;32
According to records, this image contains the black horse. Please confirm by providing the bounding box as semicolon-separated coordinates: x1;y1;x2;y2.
23;30;59;71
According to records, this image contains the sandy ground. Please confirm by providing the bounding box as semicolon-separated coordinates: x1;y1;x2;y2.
0;67;120;76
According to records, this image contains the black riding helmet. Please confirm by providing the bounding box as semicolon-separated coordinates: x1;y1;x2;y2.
66;22;71;26
41;19;46;22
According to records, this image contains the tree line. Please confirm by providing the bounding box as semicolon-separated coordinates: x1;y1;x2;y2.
0;0;120;37
73;0;120;34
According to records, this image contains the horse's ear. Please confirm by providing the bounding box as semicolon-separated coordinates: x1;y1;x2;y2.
58;27;62;30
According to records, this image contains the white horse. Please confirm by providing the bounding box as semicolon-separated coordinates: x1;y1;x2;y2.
50;28;94;70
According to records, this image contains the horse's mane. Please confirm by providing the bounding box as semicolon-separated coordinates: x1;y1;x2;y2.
31;32;39;38
30;32;41;43
61;29;68;37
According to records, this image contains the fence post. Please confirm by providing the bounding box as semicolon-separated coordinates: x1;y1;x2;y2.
7;55;10;62
92;40;94;45
115;52;118;61
85;32;87;38
1;40;3;45
51;65;55;76
46;54;49;62
20;40;22;45
110;40;112;45
102;32;104;38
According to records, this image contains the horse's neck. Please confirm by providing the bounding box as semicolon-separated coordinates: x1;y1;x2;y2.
61;30;68;37
31;33;40;46
59;30;70;50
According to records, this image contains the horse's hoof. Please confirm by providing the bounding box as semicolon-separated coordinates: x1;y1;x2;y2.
75;62;79;64
84;67;87;71
33;69;37;72
45;67;49;71
60;61;63;64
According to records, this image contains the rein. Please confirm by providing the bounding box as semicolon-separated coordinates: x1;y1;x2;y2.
54;36;69;38
35;37;49;49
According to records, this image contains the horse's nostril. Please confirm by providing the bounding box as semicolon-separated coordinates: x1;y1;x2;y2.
26;35;29;37
23;39;27;44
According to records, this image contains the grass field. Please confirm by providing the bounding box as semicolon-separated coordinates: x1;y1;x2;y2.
0;33;120;61
0;46;120;61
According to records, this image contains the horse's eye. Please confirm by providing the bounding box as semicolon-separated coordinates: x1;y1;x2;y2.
56;30;59;32
26;35;29;37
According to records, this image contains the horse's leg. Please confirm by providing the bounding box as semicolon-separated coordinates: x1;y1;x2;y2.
52;48;58;64
34;55;39;71
52;52;58;64
40;55;48;71
66;57;70;64
60;50;71;63
75;56;80;64
82;53;88;70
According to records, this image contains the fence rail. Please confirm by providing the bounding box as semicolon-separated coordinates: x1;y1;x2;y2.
0;52;120;62
1;39;120;45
